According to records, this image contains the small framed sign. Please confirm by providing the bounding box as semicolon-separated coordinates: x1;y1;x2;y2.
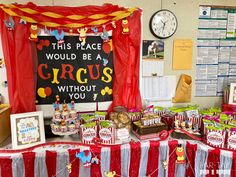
229;83;236;105
10;111;45;149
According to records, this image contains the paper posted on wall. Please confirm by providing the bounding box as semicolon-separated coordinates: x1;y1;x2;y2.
142;75;176;105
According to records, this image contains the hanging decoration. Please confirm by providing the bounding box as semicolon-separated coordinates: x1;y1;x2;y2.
75;150;92;167
121;19;129;34
176;144;186;164
50;29;65;44
103;58;108;66
19;19;27;25
104;171;116;177
91;157;99;164
69;29;73;36
101;27;109;42
91;27;98;34
77;28;88;46
29;24;39;41
4;16;14;30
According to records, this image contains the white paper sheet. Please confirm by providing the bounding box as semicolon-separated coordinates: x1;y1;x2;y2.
211;9;228;18
198;19;227;28
195;80;217;96
197;47;219;64
196;65;218;80
142;60;164;77
198;29;226;39
227;13;236;38
142;75;176;101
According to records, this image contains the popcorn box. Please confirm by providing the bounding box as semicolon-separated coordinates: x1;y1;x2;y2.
206;128;226;148
80;122;97;144
95;111;106;121
174;113;185;124
185;110;202;128
80;113;95;123
161;113;175;130
226;131;236;150
98;120;115;144
154;107;166;117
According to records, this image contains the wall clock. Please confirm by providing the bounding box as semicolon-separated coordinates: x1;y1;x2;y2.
149;9;178;39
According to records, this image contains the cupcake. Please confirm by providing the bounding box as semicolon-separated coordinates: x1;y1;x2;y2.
52;124;60;132
68;124;76;132
70;109;77;119
60;125;68;132
54;110;61;119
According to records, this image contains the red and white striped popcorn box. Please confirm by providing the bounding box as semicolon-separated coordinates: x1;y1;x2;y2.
231;113;236;121
206;129;226;148
98;121;116;144
190;116;202;129
174;113;185;124
226;131;236;150
80;124;98;144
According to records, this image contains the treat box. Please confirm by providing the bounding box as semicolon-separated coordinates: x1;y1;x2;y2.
0;104;11;143
226;131;236;150
132;130;160;140
206;129;226;148
132;121;168;135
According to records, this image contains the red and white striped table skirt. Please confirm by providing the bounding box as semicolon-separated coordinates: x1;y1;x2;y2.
0;140;235;177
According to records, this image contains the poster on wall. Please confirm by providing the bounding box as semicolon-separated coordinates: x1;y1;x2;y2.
142;40;164;60
36;36;113;104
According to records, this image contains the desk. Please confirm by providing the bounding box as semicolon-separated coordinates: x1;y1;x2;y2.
0;138;235;177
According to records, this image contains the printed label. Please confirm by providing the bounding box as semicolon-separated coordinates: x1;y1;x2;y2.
99;128;112;141
228;134;236;148
82;128;97;141
207;131;224;146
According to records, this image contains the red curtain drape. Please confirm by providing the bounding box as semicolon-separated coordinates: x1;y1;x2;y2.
0;3;142;113
111;10;142;110
0;12;36;113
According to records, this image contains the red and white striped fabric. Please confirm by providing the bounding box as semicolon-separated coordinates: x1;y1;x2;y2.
0;140;235;177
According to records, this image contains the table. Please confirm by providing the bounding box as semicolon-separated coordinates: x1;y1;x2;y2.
0;137;235;177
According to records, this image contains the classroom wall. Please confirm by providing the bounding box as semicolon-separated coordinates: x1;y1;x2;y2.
0;0;236;109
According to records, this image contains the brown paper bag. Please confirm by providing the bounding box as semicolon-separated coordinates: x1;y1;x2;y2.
172;74;192;103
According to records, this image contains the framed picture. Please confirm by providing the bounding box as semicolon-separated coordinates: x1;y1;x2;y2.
10;111;45;149
142;40;164;60
229;83;236;105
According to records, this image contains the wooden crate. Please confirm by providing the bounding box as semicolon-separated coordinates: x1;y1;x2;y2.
0;104;11;143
